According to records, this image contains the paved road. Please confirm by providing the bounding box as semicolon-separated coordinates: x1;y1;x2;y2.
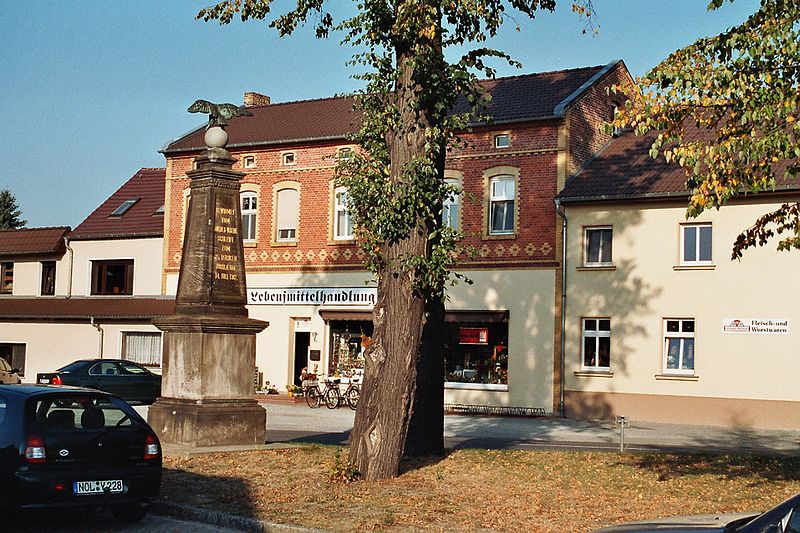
8;508;240;532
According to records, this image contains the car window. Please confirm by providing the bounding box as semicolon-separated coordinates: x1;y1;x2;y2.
28;395;134;431
120;362;148;374
0;395;6;426
57;361;88;373
0;358;10;372
89;362;120;376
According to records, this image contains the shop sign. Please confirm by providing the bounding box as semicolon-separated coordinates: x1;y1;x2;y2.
248;287;376;307
459;327;489;345
722;318;789;335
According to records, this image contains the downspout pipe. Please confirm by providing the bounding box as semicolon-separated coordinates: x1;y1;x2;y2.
90;317;104;359
555;198;568;418
63;236;73;299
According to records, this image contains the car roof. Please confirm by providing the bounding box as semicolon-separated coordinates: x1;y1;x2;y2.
0;384;106;398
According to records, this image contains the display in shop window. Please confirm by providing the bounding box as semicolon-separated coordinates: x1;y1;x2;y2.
328;321;372;377
444;322;509;385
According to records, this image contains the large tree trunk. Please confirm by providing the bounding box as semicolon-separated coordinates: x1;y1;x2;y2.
349;39;445;478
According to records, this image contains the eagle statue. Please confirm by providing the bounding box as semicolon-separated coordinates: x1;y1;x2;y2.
188;99;253;129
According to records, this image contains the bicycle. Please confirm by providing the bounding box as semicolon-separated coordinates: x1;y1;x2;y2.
304;377;340;409
325;376;360;410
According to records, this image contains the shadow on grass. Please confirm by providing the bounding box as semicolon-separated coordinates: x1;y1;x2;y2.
628;454;800;484
161;467;260;519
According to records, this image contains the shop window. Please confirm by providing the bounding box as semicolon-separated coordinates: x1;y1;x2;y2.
681;223;712;265
584;227;613;266
0;343;25;376
443;320;509;385
582;318;610;370
122;332;161;367
1;262;13;294
241;192;258;243
333;187;353;240
442;178;460;231
663;318;695;374
489;176;516;235
40;261;56;296
275;187;299;242
328;321;373;376
90;259;133;295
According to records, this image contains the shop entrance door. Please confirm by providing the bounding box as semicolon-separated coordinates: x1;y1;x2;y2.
293;332;310;386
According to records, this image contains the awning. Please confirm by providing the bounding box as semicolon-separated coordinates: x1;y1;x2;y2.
318;309;373;322
318;309;509;323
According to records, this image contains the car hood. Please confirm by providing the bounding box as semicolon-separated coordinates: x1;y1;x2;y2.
594;512;757;532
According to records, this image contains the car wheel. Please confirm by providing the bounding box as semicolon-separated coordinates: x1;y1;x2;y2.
111;502;147;523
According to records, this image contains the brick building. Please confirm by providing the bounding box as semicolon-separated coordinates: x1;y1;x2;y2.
161;60;632;413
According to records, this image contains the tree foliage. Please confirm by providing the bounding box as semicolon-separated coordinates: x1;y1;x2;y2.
0;190;26;230
198;0;591;479
612;0;800;259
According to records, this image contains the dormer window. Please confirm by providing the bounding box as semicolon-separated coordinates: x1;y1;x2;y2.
243;155;256;169
110;198;139;217
282;152;296;166
494;134;510;149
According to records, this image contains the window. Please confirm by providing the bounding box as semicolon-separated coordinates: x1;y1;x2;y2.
90;260;133;295
329;321;372;376
110;198;139;217
0;263;13;294
584;227;613;266
663;319;695;374
444;319;509;386
582;318;611;370
276;188;299;242
494;134;510;148
334;187;353;240
40;261;56;296
242;155;256;169
154;204;165;215
681;223;712;265
122;332;161;367
0;343;25;376
282;152;296;166
489;176;515;235
338;147;353;159
442;178;460;231
241;192;258;243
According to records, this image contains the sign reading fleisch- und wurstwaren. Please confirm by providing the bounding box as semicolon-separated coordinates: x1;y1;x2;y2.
248;287;376;307
722;318;789;335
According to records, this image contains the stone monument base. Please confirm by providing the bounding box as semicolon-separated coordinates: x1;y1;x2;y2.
148;397;266;447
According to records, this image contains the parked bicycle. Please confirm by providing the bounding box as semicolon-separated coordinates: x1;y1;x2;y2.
304;376;360;410
336;378;360;410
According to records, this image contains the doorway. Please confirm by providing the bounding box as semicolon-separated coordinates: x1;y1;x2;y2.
293;331;310;387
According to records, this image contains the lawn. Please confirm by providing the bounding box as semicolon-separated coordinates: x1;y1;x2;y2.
162;446;800;532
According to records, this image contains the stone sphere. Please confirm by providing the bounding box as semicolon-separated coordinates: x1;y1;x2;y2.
204;126;228;148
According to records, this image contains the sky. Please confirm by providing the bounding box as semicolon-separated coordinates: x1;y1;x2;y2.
1;0;761;229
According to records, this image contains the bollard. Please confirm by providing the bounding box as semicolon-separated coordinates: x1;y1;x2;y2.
615;415;629;452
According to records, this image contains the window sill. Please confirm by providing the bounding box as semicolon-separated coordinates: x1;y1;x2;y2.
576;265;616;272
271;241;297;248
574;370;614;378
329;239;355;246
482;233;516;241
673;264;715;271
243;242;258;248
445;382;508;392
655;373;699;382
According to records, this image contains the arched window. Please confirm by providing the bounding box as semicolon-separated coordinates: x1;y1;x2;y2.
333;187;353;240
276;188;299;242
241;191;258;243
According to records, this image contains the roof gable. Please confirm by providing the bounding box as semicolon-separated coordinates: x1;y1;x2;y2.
71;168;166;240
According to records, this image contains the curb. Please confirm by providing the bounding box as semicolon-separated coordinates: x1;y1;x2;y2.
150;501;331;533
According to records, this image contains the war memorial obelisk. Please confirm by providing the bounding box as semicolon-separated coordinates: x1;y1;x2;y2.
149;103;268;447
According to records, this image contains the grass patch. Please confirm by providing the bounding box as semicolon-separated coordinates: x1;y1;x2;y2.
161;446;800;532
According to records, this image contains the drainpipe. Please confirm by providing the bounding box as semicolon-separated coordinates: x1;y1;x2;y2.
63;236;73;299
90;317;104;359
555;198;568;418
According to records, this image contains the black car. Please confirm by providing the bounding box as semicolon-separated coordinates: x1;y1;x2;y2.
593;492;800;532
36;359;161;405
0;385;162;526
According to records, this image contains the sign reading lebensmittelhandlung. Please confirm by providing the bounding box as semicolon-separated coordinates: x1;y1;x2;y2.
248;287;376;307
722;318;789;335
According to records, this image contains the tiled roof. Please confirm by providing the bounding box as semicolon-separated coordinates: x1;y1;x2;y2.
0;227;70;257
71;168;166;240
0;297;175;321
560;130;800;202
163;62;619;154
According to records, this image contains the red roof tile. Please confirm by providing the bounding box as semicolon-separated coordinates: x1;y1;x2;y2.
0;227;70;257
0;297;175;321
164;63;618;154
71;168;166;240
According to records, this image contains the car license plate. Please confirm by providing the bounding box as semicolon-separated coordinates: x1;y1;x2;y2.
38;378;49;384
73;479;124;495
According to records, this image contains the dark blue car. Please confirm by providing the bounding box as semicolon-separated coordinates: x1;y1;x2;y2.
37;359;162;405
0;385;162;527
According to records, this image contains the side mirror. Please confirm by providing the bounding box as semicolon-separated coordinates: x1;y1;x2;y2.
11;368;20;374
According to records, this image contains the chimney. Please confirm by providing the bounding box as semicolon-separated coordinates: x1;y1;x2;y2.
243;92;271;107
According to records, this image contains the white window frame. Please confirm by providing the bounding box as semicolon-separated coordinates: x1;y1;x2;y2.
282;152;296;166
240;191;258;243
494;134;510;148
275;187;299;243
442;178;461;231
333;187;353;240
242;155;256;169
584;226;613;267
663;318;696;375
488;176;516;235
680;223;713;265
338;147;353;159
581;318;611;371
